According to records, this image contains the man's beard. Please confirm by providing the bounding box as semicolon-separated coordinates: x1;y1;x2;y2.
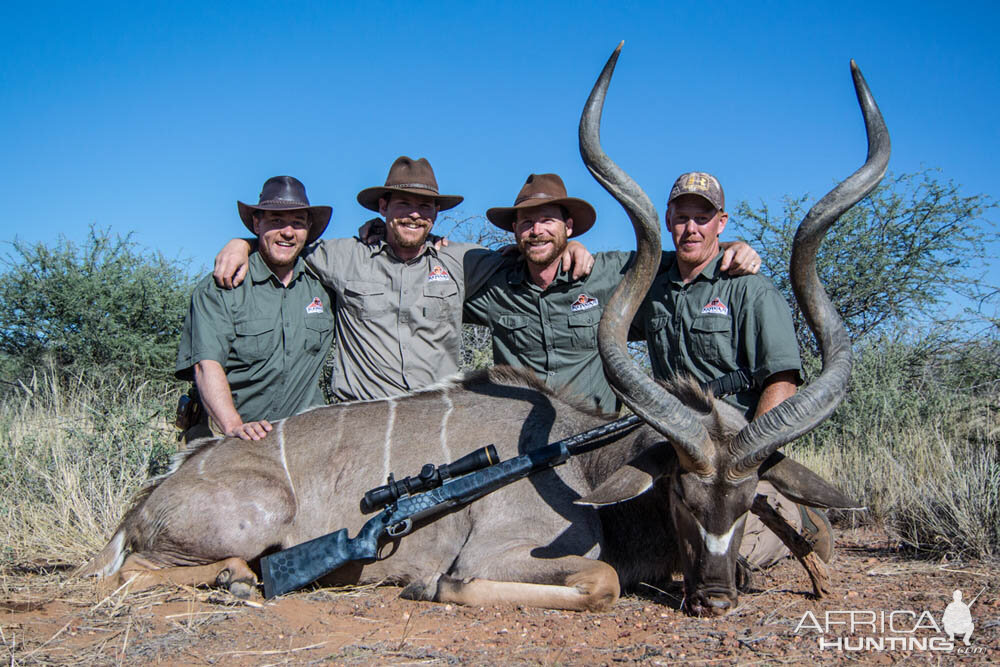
518;231;568;267
387;218;432;249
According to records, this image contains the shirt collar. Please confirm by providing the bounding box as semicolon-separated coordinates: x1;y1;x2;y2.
505;257;576;290
666;251;725;286
368;238;439;262
249;251;308;285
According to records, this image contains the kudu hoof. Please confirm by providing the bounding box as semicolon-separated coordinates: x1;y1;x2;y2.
214;560;258;599
227;580;257;599
400;574;443;602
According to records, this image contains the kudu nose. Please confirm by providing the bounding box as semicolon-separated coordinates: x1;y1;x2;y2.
705;596;732;614
689;588;738;617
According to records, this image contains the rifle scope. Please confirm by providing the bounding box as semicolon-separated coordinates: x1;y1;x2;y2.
361;444;499;513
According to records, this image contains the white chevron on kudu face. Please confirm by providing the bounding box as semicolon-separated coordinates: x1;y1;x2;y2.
695;514;746;556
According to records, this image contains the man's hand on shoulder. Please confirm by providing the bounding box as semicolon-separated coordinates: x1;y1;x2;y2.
562;240;595;280
358;218;385;246
719;241;761;276
213;238;254;289
226;419;274;441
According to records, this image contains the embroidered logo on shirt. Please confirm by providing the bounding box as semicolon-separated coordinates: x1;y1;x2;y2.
427;265;451;282
701;297;729;315
306;297;324;314
571;293;599;312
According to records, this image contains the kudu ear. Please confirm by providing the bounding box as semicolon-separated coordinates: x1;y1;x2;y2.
575;446;676;507
758;452;864;510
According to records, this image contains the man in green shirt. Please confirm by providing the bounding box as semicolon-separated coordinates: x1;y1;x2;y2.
176;176;334;441
637;171;831;564
637;171;801;420
464;173;759;414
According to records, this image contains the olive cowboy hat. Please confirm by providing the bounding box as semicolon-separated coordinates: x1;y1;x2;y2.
486;173;596;236
238;176;332;243
356;156;464;212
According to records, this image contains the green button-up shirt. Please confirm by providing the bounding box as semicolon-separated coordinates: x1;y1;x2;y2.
464;251;640;415
637;251;802;419
176;252;334;422
304;235;507;402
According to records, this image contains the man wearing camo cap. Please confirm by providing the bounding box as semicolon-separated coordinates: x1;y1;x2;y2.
635;171;833;567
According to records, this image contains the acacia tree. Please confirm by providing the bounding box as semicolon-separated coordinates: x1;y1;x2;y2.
734;169;998;352
0;225;195;384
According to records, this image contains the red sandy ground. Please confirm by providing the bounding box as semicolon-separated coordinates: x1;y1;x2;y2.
3;528;998;665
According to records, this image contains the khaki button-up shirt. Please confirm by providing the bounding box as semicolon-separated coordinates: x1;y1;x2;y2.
304;236;506;402
464;251;639;415
176;253;334;422
637;252;802;419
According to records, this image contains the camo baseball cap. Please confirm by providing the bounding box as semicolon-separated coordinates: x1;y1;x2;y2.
667;172;725;211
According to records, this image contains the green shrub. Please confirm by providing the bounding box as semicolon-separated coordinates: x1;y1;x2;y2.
0;225;195;385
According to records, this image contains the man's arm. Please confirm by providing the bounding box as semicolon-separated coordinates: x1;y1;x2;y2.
754;370;798;419
561;240;595;280
194;360;273;440
213;238;254;289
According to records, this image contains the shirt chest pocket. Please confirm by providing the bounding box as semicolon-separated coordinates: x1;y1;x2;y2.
421;282;460;322
343;280;391;319
563;309;599;349
495;313;532;350
689;315;734;367
303;316;332;354
233;318;277;362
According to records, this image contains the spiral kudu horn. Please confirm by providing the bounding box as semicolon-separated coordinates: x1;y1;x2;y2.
581;43;714;476
731;61;890;477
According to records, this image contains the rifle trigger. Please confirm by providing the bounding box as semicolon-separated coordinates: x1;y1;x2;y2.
387;518;413;538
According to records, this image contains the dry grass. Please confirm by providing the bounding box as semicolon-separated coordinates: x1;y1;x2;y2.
793;373;999;559
0;370;178;568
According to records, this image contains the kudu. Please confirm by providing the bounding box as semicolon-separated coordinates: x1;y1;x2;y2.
81;46;886;616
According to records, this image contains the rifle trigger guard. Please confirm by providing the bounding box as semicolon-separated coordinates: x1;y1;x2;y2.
387;518;413;538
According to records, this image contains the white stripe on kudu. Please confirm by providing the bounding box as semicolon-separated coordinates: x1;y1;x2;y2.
382;399;397;481
277;421;298;513
439;389;454;462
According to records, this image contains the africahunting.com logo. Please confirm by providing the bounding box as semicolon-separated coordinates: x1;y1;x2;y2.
794;587;987;654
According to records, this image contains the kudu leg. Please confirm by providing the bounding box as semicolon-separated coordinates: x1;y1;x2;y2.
403;554;620;612
750;494;830;598
114;554;258;597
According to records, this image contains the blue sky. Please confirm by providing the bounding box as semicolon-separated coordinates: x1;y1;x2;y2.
2;1;997;308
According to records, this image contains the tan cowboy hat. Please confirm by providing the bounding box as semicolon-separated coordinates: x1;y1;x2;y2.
356;156;464;212
486;173;596;236
237;175;332;243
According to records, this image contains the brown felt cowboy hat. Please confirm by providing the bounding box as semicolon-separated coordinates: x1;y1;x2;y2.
486;173;596;236
238;176;332;243
356;156;464;212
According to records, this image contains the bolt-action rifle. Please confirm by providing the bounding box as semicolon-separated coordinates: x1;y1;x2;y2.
260;414;642;598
